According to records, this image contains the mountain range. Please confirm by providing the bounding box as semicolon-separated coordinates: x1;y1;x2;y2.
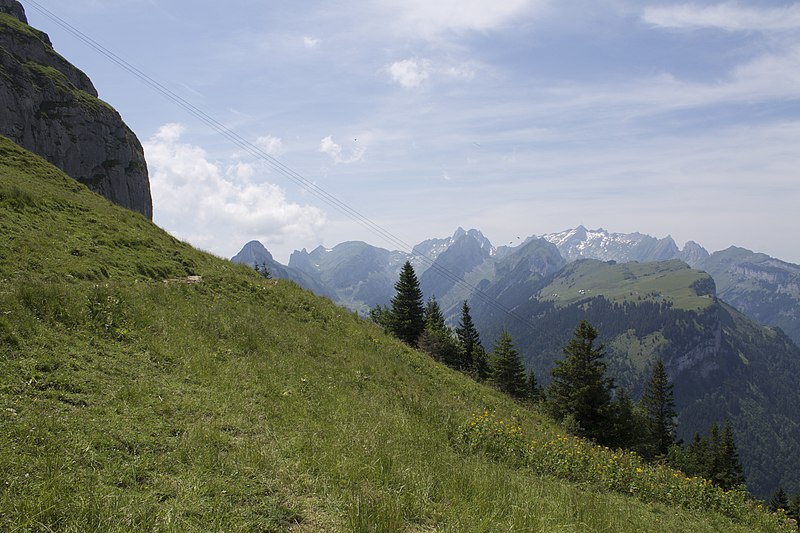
2;2;796;527
233;228;800;496
234;226;800;347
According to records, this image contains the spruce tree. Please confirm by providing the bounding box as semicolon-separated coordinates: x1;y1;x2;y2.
369;304;392;330
716;422;745;490
455;301;482;372
423;297;446;331
419;297;459;366
527;370;541;401
770;487;789;512
706;423;722;482
608;387;647;451
548;320;614;443
491;330;528;400
640;359;677;457
684;433;708;477
787;493;800;521
472;345;491;381
388;261;425;347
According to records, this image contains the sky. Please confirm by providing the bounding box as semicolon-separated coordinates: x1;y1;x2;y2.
22;0;800;264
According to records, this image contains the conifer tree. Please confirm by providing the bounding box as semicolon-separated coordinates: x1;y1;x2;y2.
527;370;541;401
640;359;677;457
787;493;800;521
419;297;459;366
770;487;789;512
423;297;446;331
472;345;491;381
548;320;614;443
388;261;425;347
716;422;745;490
455;301;482;372
684;433;708;477
369;304;392;330
706;423;722;482
671;422;746;490
491;330;528;400
608;387;647;451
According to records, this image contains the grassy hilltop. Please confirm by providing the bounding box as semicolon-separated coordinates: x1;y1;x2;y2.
0;135;794;531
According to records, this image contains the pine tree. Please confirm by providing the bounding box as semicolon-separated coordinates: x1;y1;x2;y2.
770;487;789;512
472;345;491;381
423;297;446;331
491;330;528;400
684;433;708;477
716;422;745;490
369;304;392;330
787;492;800;521
608;387;647;451
419;297;459;366
527;370;541;401
455;301;482;372
640;359;676;457
388;261;425;347
706;423;722;482
548;320;614;443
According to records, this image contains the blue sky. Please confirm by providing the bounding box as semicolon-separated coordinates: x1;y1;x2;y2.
24;0;800;263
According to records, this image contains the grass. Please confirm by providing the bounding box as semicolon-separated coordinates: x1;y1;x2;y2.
540;259;716;312
1;135;796;531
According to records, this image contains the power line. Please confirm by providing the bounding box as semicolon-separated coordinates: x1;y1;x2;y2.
23;0;547;336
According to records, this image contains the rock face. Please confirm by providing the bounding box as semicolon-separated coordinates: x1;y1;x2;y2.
0;0;25;22
0;0;152;218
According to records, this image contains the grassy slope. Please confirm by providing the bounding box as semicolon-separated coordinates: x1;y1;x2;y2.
0;136;791;531
539;259;714;312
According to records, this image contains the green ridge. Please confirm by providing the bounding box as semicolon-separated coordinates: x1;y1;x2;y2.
0;136;793;531
539;259;716;312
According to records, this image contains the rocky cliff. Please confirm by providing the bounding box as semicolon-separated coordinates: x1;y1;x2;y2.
0;0;152;218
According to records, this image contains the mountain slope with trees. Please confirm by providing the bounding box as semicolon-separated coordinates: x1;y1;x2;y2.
7;135;793;530
469;258;800;498
0;138;788;532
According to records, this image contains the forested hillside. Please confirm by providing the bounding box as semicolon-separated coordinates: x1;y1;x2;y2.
469;258;800;497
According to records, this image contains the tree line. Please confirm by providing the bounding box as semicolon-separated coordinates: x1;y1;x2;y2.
373;261;756;497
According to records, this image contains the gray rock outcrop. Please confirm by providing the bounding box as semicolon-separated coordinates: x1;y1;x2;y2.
0;0;152;218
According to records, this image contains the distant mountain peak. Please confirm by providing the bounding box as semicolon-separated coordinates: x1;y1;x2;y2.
230;240;273;266
452;227;467;240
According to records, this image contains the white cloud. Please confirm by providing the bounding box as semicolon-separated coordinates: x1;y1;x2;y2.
380;0;545;38
256;135;285;156
303;35;320;49
387;58;431;88
386;58;477;88
319;135;367;164
643;3;800;32
144;124;325;257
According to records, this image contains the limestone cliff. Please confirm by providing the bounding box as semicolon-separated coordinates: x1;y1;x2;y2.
0;0;152;218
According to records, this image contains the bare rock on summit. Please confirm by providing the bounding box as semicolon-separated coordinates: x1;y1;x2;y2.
0;0;152;219
0;0;25;23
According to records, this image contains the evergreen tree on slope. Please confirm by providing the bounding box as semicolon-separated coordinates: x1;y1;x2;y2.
455;301;482;372
491;330;528;400
388;261;425;347
548;320;614;443
640;359;677;458
419;297;459;366
770;487;789;513
716;422;745;491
